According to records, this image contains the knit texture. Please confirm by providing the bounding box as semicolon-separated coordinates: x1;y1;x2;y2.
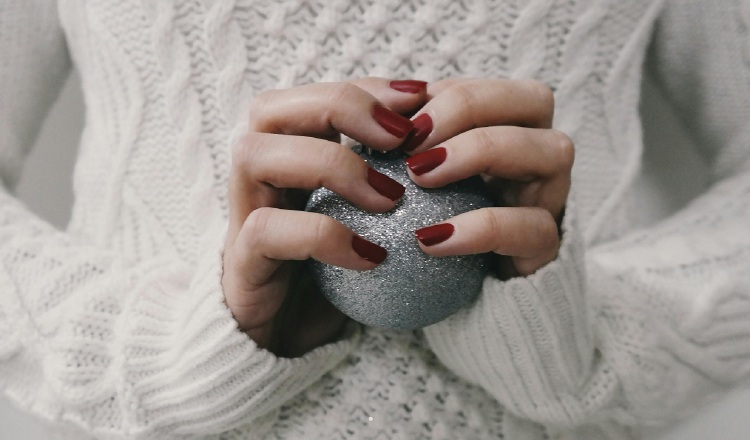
2;0;750;439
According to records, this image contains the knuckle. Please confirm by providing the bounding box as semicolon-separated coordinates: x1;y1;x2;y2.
524;79;555;123
230;138;248;169
232;132;265;177
347;76;382;91
551;130;575;170
532;209;560;250
232;133;258;165
473;128;497;162
242;207;275;246
319;83;364;127
222;241;242;272
479;208;505;241
247;90;279;130
525;79;555;108
318;144;352;184
446;81;478;114
251;89;280;109
310;214;339;247
326;82;363;110
430;78;464;95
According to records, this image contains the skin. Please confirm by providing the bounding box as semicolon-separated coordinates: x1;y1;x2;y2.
222;77;574;357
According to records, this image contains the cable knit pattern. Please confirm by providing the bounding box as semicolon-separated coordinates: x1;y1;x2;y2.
3;0;750;439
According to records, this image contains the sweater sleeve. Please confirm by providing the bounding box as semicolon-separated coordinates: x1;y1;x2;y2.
423;0;750;430
0;2;356;439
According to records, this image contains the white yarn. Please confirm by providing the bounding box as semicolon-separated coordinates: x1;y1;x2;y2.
2;0;750;439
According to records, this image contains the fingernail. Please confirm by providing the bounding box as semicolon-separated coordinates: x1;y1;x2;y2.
415;223;455;246
352;235;387;264
373;104;413;138
390;79;428;94
367;167;405;200
401;113;433;152
405;147;446;176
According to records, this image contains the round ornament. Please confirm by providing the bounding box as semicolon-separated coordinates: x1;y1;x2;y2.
305;146;492;330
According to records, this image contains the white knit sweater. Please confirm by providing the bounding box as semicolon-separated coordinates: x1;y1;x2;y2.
2;0;750;439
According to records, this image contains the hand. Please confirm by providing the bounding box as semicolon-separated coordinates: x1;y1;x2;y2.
402;78;574;277
222;78;428;356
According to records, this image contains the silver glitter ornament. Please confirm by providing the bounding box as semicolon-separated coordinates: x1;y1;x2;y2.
305;146;493;330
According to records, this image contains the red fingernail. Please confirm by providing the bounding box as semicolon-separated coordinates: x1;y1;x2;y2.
367;167;405;201
352;235;387;264
401;113;433;152
390;79;428;94
415;223;455;246
373;104;413;138
405;147;446;176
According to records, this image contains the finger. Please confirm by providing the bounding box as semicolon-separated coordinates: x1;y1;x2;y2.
339;77;428;148
426;77;474;97
225;207;387;329
405;127;574;218
235;207;386;283
347;77;428;115
414;207;559;276
228;134;405;240
401;78;555;153
248;82;416;149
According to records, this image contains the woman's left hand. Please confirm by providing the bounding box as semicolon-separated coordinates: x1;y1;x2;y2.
402;78;574;277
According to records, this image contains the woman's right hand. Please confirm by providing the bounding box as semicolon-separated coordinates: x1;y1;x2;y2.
222;79;428;357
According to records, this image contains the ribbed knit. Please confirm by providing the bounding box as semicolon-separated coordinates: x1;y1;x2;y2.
2;0;750;439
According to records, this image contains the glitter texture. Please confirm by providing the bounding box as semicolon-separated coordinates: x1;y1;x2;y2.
305;146;492;330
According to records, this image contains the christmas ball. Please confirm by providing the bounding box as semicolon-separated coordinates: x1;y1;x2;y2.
305;146;493;330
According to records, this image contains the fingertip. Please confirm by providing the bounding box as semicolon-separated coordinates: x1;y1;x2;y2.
351;77;429;114
367;167;406;201
405;146;446;176
351;235;387;265
372;104;414;138
415;223;455;247
401;113;434;153
389;79;428;94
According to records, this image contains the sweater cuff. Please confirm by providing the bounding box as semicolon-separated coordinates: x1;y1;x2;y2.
423;201;593;425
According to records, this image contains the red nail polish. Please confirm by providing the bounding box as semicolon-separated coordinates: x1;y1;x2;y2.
352;235;387;264
390;80;428;94
401;113;433;152
405;147;446;176
373;104;413;138
415;223;455;246
367;167;405;201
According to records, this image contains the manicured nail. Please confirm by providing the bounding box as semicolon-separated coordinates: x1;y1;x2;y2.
390;79;428;94
367;167;405;200
373;104;413;138
352;235;387;264
401;113;433;152
415;223;455;246
405;147;446;176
